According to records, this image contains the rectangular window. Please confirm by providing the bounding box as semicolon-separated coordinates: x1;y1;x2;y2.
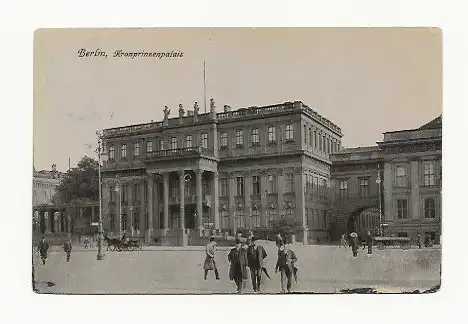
396;199;408;219
339;180;348;199
221;210;229;229
423;161;436;186
109;146;115;160
252;176;261;195
314;130;317;148
171;137;177;150
201;133;208;149
134;143;140;156
185;135;192;148
220;178;228;197
396;166;407;187
318;132;322;151
285;173;295;193
251;210;260;228
359;178;369;197
268;126;276;142
304;126;307;144
146;141;153;153
235;211;245;228
236;177;244;196
267;175;277;194
235;130;244;146
285;124;294;141
121;144;127;159
322;135;326;152
424;197;436;218
309;128;312;145
110;214;115;231
252;128;260;145
266;209;276;228
220;132;228;147
121;184;127;203
159;140;164;151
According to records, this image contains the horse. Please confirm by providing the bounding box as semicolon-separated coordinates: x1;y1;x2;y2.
103;235;121;251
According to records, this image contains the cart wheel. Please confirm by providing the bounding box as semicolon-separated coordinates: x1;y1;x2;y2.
377;242;384;250
116;245;122;252
109;245;116;252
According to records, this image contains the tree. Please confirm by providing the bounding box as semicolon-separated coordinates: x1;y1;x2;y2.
53;156;99;204
270;214;303;238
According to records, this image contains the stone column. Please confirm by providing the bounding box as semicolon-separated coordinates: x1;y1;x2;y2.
127;183;134;236
260;172;267;227
146;175;154;244
178;170;188;246
178;170;185;229
295;168;308;244
196;169;203;235
383;162;393;223
53;211;60;234
228;173;236;234
244;172;252;229
139;179;145;236
212;171;220;233
410;161;420;220
277;169;285;218
163;172;169;233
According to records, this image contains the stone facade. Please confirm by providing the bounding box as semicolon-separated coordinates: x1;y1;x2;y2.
100;100;343;245
33;164;63;206
330;116;442;244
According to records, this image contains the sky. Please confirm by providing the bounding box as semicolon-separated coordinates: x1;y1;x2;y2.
34;28;442;172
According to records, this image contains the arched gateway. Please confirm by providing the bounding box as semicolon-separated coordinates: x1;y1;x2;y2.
347;206;380;235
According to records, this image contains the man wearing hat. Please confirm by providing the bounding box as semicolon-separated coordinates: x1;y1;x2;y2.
228;238;248;293
247;236;267;292
204;237;220;280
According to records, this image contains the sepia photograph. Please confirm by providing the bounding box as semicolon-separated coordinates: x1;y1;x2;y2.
32;27;442;295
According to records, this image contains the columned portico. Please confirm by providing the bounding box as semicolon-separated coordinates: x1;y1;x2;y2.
212;171;220;232
163;172;169;232
146;175;153;244
196;169;203;234
178;170;185;230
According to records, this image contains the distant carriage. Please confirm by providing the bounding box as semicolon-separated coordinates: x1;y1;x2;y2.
104;236;142;252
374;236;411;250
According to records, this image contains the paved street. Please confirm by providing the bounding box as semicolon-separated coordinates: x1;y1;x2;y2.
33;241;441;294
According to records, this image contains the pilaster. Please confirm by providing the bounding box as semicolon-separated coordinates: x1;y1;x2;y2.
213;171;220;232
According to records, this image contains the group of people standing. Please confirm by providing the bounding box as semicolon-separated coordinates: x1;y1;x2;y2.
203;233;298;294
36;236;72;265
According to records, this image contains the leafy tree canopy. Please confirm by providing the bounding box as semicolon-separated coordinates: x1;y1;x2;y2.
269;214;303;236
52;156;99;205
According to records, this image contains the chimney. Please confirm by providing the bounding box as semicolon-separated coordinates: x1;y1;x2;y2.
224;105;231;112
187;110;194;116
52;164;57;172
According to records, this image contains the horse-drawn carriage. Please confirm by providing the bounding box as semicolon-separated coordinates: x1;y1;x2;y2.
104;236;142;252
374;236;411;250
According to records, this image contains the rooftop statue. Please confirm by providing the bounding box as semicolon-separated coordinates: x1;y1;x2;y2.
163;106;170;119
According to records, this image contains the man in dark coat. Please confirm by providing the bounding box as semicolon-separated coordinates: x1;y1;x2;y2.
247;237;267;292
349;232;359;257
228;238;248;293
37;236;49;265
63;239;72;262
275;241;298;293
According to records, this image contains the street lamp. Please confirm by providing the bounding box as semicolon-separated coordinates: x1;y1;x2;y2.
376;164;383;237
96;131;108;261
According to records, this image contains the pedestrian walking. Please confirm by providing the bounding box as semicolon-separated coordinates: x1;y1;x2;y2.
365;230;373;255
340;233;348;250
275;241;298;293
63;239;72;262
275;233;284;248
37;236;49;265
228;238;248;294
84;236;89;249
349;232;359;257
204;237;220;280
417;232;422;249
246;237;267;292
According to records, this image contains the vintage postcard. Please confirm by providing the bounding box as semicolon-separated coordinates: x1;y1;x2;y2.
32;27;442;295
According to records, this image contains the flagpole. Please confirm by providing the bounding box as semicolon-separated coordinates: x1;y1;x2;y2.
203;60;207;113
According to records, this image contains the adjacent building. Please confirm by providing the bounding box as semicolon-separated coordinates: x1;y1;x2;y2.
101;100;343;245
330;116;442;244
33;164;62;206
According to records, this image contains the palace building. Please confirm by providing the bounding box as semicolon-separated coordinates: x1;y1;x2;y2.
330;115;442;244
100;100;343;245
